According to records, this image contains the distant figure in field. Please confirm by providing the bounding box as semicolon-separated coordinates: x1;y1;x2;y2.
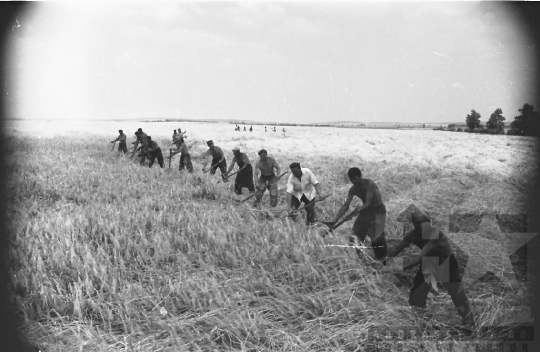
265;127;267;132
286;162;323;225
178;128;187;142
244;126;246;131
226;147;255;194
202;140;228;182
383;209;475;327
174;129;187;149
273;127;276;132
250;126;253;132
282;128;286;133
254;149;281;207
326;167;388;262
111;130;127;153
170;139;193;173
144;136;164;168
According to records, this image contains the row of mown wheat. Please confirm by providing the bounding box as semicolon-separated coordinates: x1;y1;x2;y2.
4;127;537;351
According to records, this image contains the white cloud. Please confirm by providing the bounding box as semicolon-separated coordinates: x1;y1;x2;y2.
292;2;396;19
283;16;323;35
402;2;471;22
223;2;288;30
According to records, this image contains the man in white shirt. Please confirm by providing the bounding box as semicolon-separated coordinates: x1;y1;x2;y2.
286;162;323;225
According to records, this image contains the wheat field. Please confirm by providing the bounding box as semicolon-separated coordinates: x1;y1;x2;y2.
4;119;538;351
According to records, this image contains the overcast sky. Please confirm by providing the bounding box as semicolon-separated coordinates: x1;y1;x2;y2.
5;2;538;124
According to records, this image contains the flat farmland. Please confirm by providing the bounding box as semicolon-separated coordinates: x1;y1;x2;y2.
4;119;539;351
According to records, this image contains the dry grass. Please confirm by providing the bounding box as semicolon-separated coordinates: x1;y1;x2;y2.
4;120;538;351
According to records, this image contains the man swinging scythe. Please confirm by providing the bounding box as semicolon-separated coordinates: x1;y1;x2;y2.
378;208;476;328
322;167;388;262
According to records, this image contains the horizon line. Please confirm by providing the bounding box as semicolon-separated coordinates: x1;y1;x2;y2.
6;117;464;125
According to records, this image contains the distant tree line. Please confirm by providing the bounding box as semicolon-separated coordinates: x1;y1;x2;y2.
456;104;540;136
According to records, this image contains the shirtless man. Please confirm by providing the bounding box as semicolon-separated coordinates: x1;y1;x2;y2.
170;139;193;173
327;167;388;261
253;149;281;207
225;147;255;194
202;140;227;182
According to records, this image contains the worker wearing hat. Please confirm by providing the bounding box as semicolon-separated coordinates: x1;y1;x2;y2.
253;149;281;207
382;209;475;328
225;147;255;194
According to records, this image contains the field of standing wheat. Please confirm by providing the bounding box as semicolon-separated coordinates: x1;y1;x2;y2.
4;119;538;351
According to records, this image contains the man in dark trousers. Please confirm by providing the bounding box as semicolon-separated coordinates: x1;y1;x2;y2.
170;139;193;173
131;131;140;155
111;130;127;153
202;140;227;181
225;147;255;194
327;167;388;262
253;149;281;207
133;128;148;165
173;130;181;149
382;209;475;327
286;162;323;225
144;136;164;168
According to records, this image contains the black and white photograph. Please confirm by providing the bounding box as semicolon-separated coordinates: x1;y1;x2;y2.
1;2;539;351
